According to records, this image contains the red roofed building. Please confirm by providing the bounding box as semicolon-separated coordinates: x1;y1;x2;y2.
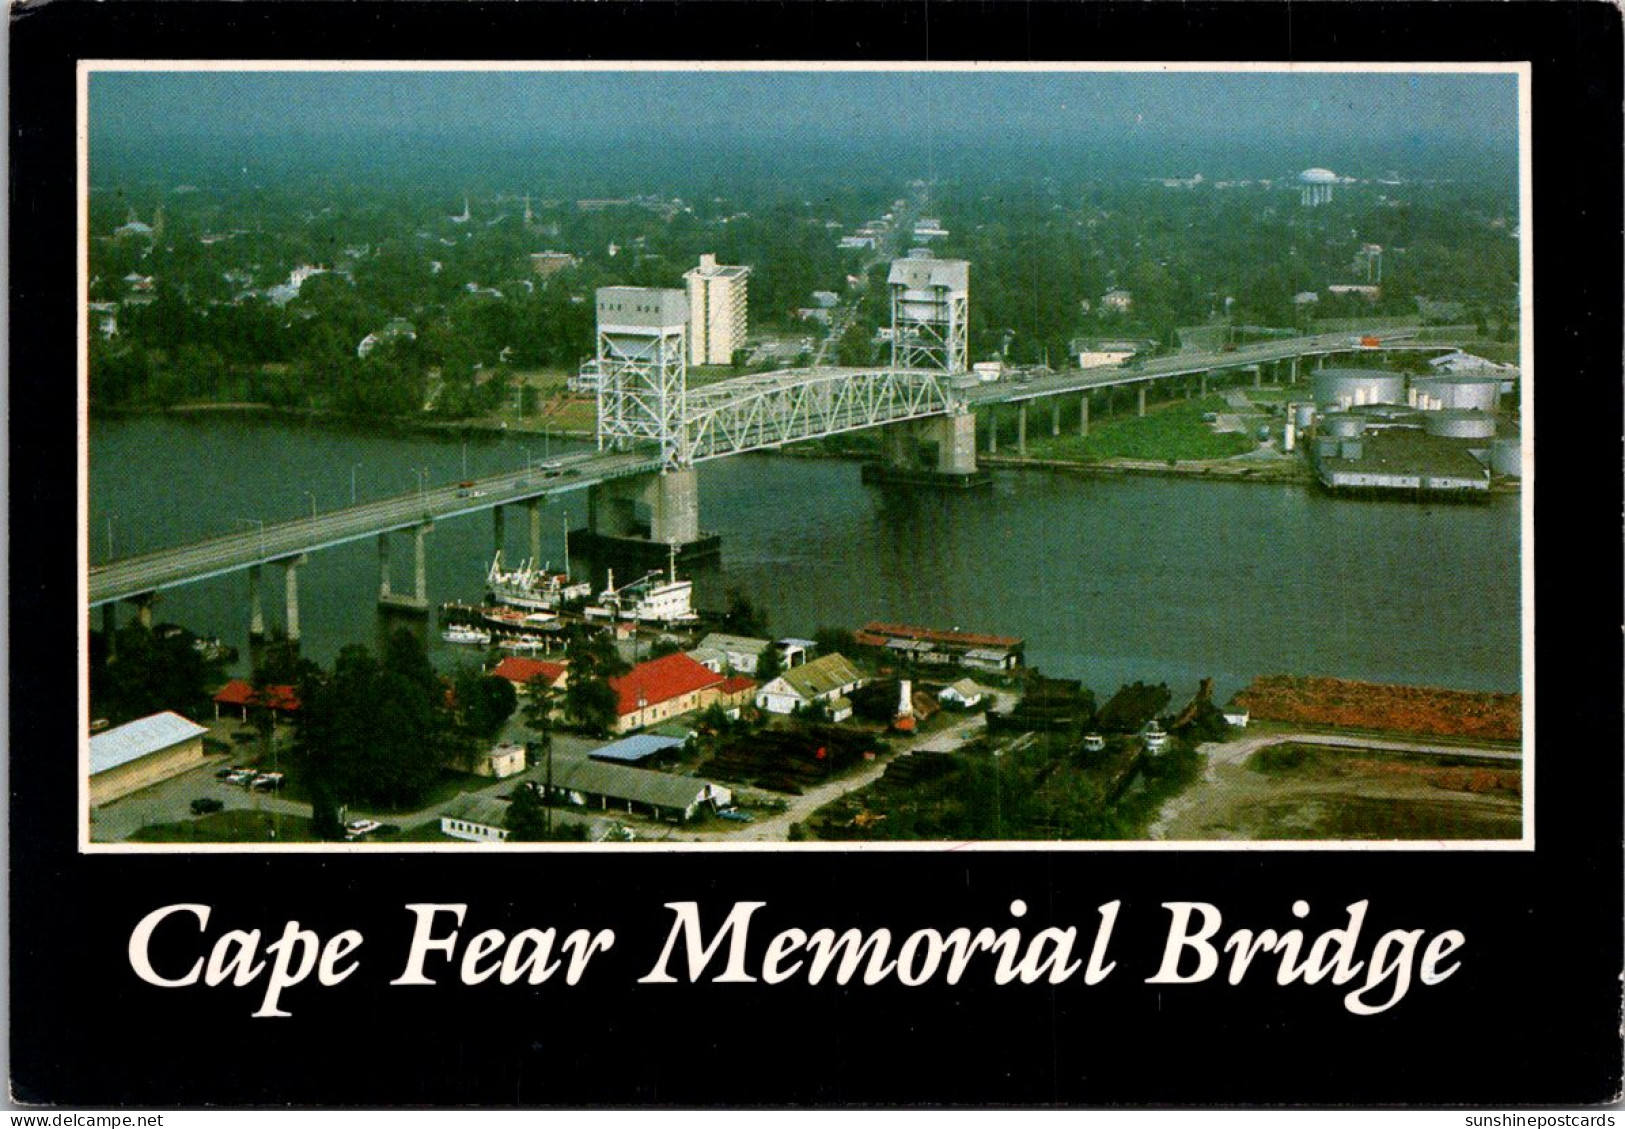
490;657;569;693
213;679;301;724
608;653;724;733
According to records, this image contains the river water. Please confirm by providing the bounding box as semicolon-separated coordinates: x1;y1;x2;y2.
89;414;1523;701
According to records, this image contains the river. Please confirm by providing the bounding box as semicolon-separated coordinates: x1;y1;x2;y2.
89;413;1523;701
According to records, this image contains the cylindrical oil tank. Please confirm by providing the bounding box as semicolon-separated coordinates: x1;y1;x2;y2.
1313;435;1340;459
1491;435;1523;477
1412;374;1501;413
1294;403;1317;430
1320;412;1368;438
1283;421;1297;452
1312;367;1407;410
1339;439;1364;460
1423;408;1497;440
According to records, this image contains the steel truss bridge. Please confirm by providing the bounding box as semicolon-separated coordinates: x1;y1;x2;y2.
91;325;1470;605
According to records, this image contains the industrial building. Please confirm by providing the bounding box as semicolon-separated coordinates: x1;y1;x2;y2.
546;759;731;823
607;652;725;734
756;653;867;720
854;622;1025;672
684;253;751;366
1295;365;1515;499
439;795;512;842
90;711;210;807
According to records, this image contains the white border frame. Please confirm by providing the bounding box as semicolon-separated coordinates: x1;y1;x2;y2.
77;60;1534;853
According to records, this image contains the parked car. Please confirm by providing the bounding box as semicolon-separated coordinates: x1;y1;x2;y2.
250;772;285;792
344;819;383;841
224;769;255;786
190;797;225;815
717;808;755;823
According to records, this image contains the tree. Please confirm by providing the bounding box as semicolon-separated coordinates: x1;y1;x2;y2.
753;645;784;686
812;626;857;660
722;588;770;639
455;668;518;740
506;782;552;841
562;630;628;736
294;632;469;812
521;674;559;739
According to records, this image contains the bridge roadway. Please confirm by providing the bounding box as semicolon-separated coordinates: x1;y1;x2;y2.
88;447;662;607
962;327;1448;407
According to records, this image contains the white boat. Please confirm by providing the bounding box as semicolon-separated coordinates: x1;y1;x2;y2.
482;606;566;635
486;522;592;611
498;636;550;655
597;547;700;626
442;625;492;645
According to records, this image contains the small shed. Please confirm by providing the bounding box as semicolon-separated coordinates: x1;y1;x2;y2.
473;742;528;779
938;679;985;709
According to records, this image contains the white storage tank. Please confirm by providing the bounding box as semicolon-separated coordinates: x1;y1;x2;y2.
1312;367;1407;410
1423;408;1497;440
1321;412;1369;438
1412;374;1502;414
1294;403;1317;430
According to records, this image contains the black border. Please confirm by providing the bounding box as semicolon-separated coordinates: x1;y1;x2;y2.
11;1;1623;1107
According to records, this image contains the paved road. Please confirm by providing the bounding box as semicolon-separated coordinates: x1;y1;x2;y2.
1197;730;1522;780
89;447;661;606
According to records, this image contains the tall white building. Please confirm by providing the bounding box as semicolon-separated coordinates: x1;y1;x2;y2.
684;253;751;366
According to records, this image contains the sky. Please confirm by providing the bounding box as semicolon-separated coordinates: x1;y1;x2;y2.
89;69;1520;155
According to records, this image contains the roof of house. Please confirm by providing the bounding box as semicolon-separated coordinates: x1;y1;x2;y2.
942;678;982;698
610;653;723;717
590;734;687;764
550;759;721;810
491;657;568;686
697;633;772;656
90;712;209;775
213;679;301;712
858;622;1024;650
718;675;757;696
440;794;512;830
774;654;865;701
686;647;726;668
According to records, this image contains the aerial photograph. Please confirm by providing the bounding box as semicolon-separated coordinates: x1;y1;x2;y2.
82;66;1526;848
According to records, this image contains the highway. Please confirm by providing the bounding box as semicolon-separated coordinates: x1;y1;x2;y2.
88;445;661;606
964;327;1451;406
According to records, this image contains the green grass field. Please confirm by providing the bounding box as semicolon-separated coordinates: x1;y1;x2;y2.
130;809;319;843
1023;397;1255;463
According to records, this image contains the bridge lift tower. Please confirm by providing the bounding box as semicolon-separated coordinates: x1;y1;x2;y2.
582;286;712;568
889;248;969;375
870;251;984;486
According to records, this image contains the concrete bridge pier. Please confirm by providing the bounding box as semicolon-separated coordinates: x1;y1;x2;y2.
413;525;431;608
377;524;432;614
1137;385;1147;417
130;593;156;630
1200;372;1208;397
1254;365;1263;389
528;500;542;565
1290;356;1300;384
248;565;266;637
493;505;507;557
861;410;986;488
1050;398;1061;437
1079;394;1090;437
1016;402;1028;455
985;407;999;455
281;554;309;642
578;468;720;576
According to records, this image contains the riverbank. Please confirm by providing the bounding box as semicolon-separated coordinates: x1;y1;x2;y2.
95;402;598;442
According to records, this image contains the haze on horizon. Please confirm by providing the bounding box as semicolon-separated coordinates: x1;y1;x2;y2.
91;69;1518;182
